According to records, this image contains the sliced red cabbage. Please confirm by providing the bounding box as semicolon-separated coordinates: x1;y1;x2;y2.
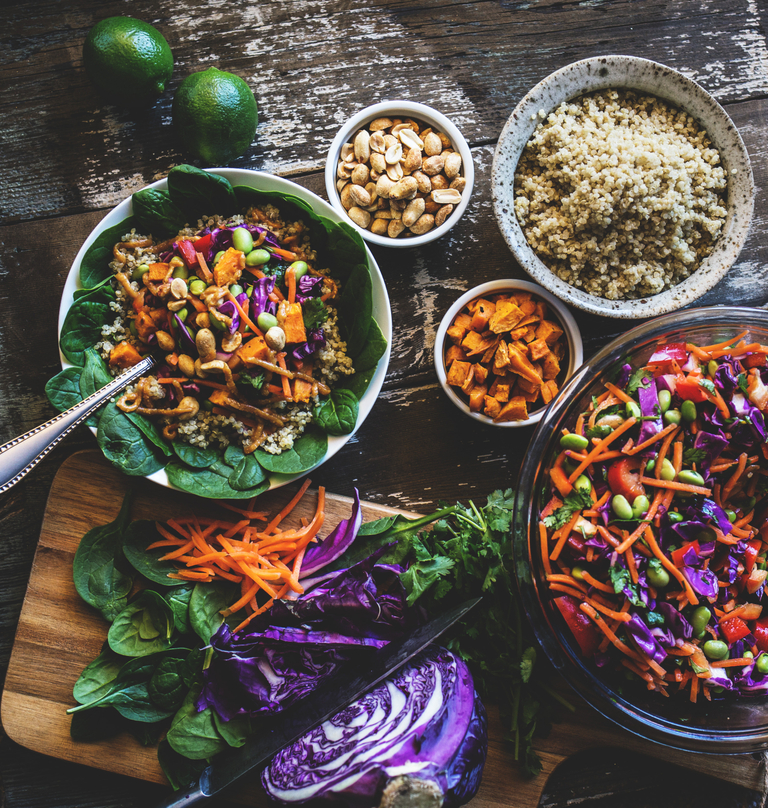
262;647;487;808
624;614;667;665
301;489;362;578
636;379;662;446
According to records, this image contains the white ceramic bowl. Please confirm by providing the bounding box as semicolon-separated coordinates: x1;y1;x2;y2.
57;168;392;494
492;55;755;319
325;100;474;248
434;279;583;427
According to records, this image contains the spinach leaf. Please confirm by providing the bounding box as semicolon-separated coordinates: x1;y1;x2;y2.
167;165;238;219
132;188;188;239
148;655;191;711
212;710;252;748
172;441;221;469
79;217;136;289
59;286;116;366
314;389;359;435
126;718;169;746
341;364;378;399
125;410;174;457
122;519;182;585
73;648;125;704
97;402;167;477
158;739;209;791
108;590;175;657
225;446;268;491
111;682;178;723
254;426;327;474
73;490;135;622
168;585;194;635
79;347;112;398
189;581;238;643
166;691;228;760
352;318;388;373
166;460;269;500
336;263;372;357
45;367;83;413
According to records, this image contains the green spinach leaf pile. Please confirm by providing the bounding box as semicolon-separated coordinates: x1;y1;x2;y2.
48;165;387;498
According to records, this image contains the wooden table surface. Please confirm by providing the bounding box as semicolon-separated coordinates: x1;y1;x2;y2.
3;2;768;807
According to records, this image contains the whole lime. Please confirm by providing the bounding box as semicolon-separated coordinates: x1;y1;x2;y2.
83;16;173;107
172;67;258;166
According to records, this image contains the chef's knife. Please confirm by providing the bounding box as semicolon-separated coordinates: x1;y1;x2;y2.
155;596;481;808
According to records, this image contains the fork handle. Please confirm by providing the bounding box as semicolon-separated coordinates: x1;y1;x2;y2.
0;356;155;493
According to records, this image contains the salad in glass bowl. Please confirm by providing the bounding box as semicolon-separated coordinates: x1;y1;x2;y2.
49;166;391;499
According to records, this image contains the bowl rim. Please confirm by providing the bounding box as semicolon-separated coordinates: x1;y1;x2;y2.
491;54;755;319
433;278;584;427
514;305;768;752
324;99;475;248
57;167;392;494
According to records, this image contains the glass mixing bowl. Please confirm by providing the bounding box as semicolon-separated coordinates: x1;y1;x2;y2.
513;306;768;754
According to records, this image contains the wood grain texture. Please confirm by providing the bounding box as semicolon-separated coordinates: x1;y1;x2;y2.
3;1;768;807
2;451;766;808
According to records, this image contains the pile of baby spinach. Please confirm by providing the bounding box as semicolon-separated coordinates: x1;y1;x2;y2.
47;164;388;499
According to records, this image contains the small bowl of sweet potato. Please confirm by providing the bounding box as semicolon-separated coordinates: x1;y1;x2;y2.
434;279;584;427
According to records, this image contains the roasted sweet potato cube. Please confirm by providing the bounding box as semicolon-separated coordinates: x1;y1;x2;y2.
469;384;488;412
209;389;232;407
508;326;528;341
482;341;499;364
542;352;561;380
490;378;510;402
293;377;314;403
278;301;307;344
516;375;540;394
239;335;271;364
517;314;539;328
213;247;246;287
446;360;472;387
460;364;476;394
445;344;468;368
507;344;542;384
489;300;525;333
473;364;489;385
493;340;511;374
536;319;564;345
470;299;496;331
520;299;537;316
109;341;143;368
552;340;566;360
484;396;502;419
529;338;551;362
495;396;528;422
446;323;467;345
467;335;499;357
524;327;538;343
512;340;529;357
540;379;559;404
454;312;473;330
535;300;547;321
148;262;171;281
461;330;485;354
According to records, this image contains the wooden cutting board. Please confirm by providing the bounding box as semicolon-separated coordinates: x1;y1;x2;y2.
2;450;764;806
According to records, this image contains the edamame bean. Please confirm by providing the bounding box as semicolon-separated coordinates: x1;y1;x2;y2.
232;227;254;254
213;250;226;266
758;654;768;675
257;312;279;331
611;494;634;521
625;400;641;419
708;360;719;378
726;509;737;523
645;459;656;473
132;263;150;282
690;606;712;639
209;309;226;331
681;399;697;423
696;527;717;543
658;389;671;414
631;494;650;519
172;264;189;279
189;279;207;295
246;248;271;266
664;408;681;426
660;457;676;481
646;559;670;589
703;640;729;660
559;432;589;451
668;511;684;523
229;284;244;297
176;307;188;323
744;650;755;659
563;459;579;475
743;496;757;512
129;319;138;336
573;475;592;494
677;469;705;487
289;260;309;279
571;566;584;581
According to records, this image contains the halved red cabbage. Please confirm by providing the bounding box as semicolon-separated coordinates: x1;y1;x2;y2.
262;647;487;808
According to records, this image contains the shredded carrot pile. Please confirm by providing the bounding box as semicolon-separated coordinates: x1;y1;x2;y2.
146;479;324;633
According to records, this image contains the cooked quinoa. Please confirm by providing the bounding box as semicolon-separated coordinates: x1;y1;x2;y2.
513;89;728;300
100;203;356;455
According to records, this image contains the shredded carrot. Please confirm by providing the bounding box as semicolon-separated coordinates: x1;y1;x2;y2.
567;417;637;483
640;476;712;496
269;246;298;262
627;422;679;455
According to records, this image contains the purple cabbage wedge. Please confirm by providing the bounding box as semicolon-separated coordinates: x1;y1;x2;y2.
262;646;487;808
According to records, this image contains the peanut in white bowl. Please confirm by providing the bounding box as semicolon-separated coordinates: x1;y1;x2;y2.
325;100;474;248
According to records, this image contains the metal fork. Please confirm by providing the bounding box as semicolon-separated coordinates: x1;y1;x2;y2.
0;356;155;493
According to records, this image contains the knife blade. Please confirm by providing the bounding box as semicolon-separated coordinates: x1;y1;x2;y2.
154;596;481;808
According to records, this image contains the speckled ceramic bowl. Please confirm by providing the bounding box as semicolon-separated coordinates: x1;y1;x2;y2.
492;55;755;319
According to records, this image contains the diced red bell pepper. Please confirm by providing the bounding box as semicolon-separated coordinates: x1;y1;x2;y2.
745;539;762;575
554;595;602;658
607;457;645;502
177;239;199;268
720;615;751;644
755;616;768;653
647;343;688;370
566;534;586;557
671;540;699;569
675;376;708;403
193;232;214;254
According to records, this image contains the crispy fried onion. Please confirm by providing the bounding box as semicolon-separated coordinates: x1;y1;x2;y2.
117;378;199;420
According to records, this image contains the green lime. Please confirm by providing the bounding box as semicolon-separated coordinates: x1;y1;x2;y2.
172;67;258;166
83;16;173;107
